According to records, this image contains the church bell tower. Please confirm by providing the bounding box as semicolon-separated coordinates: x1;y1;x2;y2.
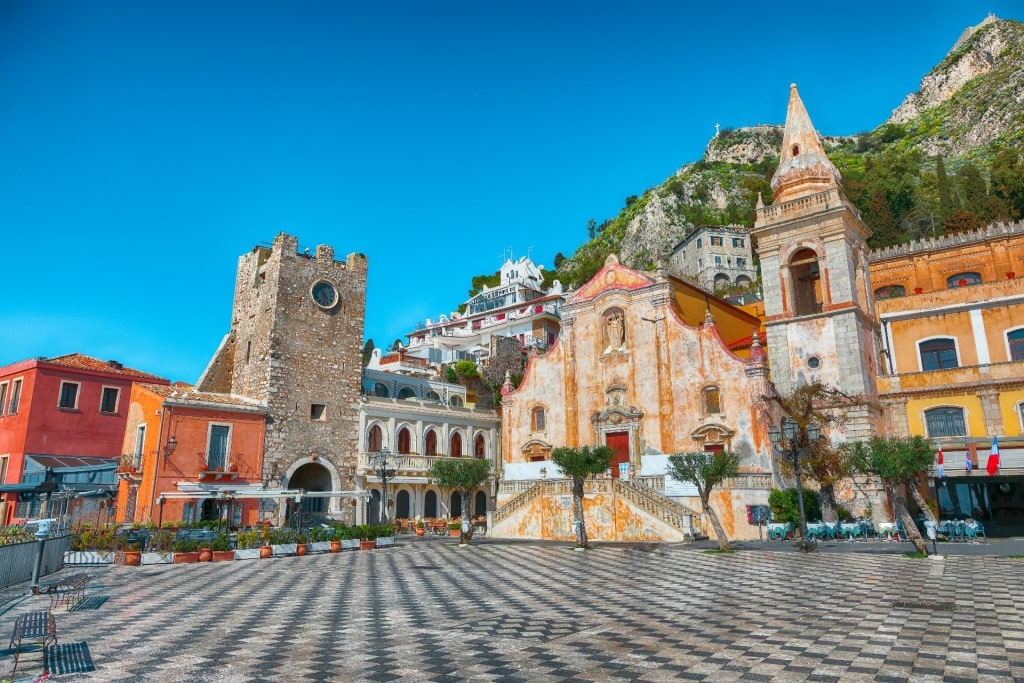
752;85;881;440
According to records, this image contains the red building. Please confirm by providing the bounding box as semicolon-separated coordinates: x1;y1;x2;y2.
0;354;169;524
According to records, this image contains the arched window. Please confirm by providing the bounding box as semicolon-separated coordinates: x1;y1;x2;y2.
424;490;438;517
367;424;383;453
397;387;416;400
450;432;463;458
424;390;440;402
924;407;966;438
373;383;389;397
424;430;437;456
474;491;487;516
532;406;545;431
703;386;721;415
397;427;412;454
790;248;822;316
474;434;486;458
449;395;464;407
874;284;906;299
919;338;958;371
947;272;981;288
1008;329;1024;361
450;491;463;518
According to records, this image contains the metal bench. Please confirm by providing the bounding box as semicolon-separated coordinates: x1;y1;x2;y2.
40;573;92;611
10;610;57;673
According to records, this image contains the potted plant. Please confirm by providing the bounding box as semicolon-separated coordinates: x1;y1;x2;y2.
295;532;309;556
308;527;332;553
117;537;143;566
415;519;425;536
259;522;274;558
172;538;200;563
210;533;234;562
448;521;461;538
234;530;261;560
357;525;376;550
268;528;299;555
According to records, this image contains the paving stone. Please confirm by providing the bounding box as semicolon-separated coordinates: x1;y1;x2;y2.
0;542;1022;681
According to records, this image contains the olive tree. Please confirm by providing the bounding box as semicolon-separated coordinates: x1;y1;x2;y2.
764;382;857;523
429;458;492;546
666;451;740;551
845;436;933;554
549;445;614;549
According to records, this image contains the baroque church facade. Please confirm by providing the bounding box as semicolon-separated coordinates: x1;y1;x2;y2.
497;85;899;542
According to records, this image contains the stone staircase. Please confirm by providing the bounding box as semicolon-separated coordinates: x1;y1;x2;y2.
614;478;704;542
492;477;703;542
492;481;545;528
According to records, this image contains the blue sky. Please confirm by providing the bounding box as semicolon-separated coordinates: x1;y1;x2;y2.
1;1;1019;382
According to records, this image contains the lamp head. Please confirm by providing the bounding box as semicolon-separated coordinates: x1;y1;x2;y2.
807;422;820;442
782;419;797;441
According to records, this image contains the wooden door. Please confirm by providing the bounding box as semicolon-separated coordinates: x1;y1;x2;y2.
605;432;630;478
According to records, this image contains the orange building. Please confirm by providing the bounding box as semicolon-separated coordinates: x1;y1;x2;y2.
871;221;1024;533
117;383;267;526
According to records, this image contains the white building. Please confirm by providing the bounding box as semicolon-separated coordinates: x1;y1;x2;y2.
402;256;564;368
357;368;500;526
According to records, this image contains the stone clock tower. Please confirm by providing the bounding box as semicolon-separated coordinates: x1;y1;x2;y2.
198;232;367;519
752;85;881;441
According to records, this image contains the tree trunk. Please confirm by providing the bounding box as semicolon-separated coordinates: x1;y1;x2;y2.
703;498;730;551
572;477;587;548
460;490;472;545
891;483;928;554
908;478;936;523
819;484;839;523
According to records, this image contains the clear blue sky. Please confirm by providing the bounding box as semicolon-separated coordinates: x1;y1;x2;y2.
1;1;1019;382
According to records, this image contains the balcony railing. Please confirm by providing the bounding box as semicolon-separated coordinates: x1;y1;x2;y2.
357;453;493;476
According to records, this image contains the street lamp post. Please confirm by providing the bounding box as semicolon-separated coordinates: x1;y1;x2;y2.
768;419;820;552
370;448;396;525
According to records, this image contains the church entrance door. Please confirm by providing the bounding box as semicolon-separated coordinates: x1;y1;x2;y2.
605;431;629;478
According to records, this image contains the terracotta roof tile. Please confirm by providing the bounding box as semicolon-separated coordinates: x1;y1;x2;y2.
42;353;167;381
142;383;266;410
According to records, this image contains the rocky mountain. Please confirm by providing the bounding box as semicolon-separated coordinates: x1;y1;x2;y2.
553;16;1024;290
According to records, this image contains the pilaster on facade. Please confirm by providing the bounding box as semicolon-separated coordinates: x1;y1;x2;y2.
978;389;1005;437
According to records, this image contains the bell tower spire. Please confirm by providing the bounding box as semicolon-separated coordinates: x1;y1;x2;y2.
771;84;843;204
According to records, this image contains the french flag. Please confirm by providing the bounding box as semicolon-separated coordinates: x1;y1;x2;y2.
987;436;1001;476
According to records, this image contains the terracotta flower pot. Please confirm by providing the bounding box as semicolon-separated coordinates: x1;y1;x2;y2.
296;543;307;556
415;527;425;536
359;539;375;550
174;552;199;564
259;546;273;559
122;550;142;566
198;547;213;562
212;550;235;562
330;540;341;553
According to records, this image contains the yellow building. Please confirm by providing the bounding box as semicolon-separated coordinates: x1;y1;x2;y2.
871;221;1024;534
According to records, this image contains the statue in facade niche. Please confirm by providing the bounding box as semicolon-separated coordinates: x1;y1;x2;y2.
605;312;626;353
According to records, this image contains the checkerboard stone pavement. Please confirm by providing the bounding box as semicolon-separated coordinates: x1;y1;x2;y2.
1;540;1022;682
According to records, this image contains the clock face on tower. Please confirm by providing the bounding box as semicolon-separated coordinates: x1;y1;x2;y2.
311;280;339;309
